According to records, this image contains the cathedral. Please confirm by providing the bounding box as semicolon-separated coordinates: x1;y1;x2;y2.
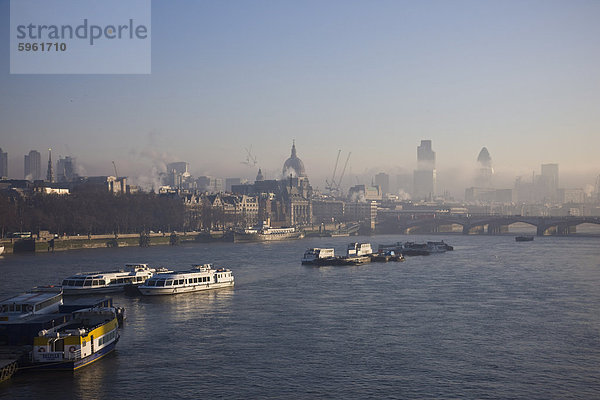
280;141;312;226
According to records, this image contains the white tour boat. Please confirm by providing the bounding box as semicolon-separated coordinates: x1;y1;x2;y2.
60;263;168;294
233;221;304;243
30;307;120;370
0;288;63;323
139;264;234;296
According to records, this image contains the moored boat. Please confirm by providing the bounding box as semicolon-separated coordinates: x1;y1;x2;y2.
138;264;234;296
28;307;120;371
234;221;304;243
60;264;168;294
0;288;63;323
301;248;336;265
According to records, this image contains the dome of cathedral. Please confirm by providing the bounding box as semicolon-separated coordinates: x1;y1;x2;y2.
282;142;306;177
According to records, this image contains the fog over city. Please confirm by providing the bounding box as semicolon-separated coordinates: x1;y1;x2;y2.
1;0;599;199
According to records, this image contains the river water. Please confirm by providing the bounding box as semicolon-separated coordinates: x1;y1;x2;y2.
1;234;599;399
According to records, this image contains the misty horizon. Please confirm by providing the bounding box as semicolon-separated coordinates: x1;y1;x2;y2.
1;0;599;199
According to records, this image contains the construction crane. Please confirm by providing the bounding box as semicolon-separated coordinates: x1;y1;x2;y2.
325;150;342;193
241;146;258;167
325;151;351;196
337;152;351;193
112;161;119;178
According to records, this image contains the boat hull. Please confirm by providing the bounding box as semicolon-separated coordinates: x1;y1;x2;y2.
26;337;119;371
139;281;234;296
62;284;134;295
234;232;304;243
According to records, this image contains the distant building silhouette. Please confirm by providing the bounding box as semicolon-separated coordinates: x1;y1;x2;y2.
475;147;494;187
413;140;436;200
0;148;7;178
24;150;41;181
538;163;559;203
56;156;77;182
375;172;390;195
165;162;191;189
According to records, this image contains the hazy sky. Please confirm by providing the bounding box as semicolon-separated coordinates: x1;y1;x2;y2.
1;0;599;194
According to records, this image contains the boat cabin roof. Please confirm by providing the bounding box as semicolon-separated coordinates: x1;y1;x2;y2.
0;291;61;306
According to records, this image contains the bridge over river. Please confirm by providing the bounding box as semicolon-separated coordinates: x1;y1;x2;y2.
379;214;600;236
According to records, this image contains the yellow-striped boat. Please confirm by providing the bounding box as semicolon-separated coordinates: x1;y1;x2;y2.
29;307;119;370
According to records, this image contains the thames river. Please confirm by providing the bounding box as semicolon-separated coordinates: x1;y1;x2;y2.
1;234;600;399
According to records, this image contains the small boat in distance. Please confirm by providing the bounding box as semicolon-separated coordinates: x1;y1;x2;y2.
60;264;169;294
29;307;120;370
301;248;336;265
0;245;4;255
515;235;534;242
139;264;234;295
233;220;304;243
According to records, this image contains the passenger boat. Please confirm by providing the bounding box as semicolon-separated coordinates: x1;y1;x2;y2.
138;264;234;296
301;248;336;265
29;307;119;370
515;235;534;242
0;288;63;323
0;245;4;255
60;264;168;294
233;221;304;243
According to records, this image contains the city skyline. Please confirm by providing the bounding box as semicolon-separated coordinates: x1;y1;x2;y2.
0;141;597;202
1;0;599;195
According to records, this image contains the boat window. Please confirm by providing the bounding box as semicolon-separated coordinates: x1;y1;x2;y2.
156;280;165;287
146;280;156;286
178;279;184;285
99;280;106;285
62;280;69;285
15;305;21;312
92;280;99;286
109;279;116;284
68;280;75;286
137;277;144;282
9;304;15;312
165;280;173;286
117;278;124;284
84;280;92;287
76;280;84;286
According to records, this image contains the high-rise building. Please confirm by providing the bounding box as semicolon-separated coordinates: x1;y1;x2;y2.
24;150;42;180
56;156;77;182
0;148;7;178
375;172;390;195
417;140;435;170
538;163;559;202
475;147;494;187
413;140;436;200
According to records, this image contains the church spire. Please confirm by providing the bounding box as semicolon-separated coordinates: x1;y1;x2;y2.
46;148;54;183
291;140;297;158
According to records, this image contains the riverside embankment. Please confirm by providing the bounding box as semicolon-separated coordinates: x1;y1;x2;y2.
0;231;210;254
